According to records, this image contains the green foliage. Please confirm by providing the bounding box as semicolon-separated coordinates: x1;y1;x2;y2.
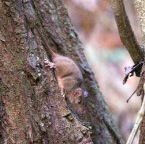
17;59;24;68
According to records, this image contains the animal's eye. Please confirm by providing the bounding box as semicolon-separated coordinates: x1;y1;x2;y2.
77;100;81;104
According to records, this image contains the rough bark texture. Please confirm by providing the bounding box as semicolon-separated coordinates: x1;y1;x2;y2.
135;0;145;46
110;0;144;76
134;1;145;143
0;0;124;144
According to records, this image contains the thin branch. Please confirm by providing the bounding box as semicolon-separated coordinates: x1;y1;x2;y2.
110;0;144;76
126;83;145;144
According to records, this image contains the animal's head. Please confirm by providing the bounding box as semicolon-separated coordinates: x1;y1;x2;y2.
69;88;87;114
73;88;83;104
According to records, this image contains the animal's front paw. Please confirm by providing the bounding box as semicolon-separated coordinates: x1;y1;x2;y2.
61;88;66;98
44;59;56;68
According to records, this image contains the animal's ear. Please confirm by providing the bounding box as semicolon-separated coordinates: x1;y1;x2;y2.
73;88;83;97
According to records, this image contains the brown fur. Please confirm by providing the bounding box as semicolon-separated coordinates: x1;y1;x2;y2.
53;54;83;94
44;53;83;98
35;26;84;113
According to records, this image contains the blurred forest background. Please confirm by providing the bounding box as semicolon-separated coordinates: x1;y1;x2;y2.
63;0;141;143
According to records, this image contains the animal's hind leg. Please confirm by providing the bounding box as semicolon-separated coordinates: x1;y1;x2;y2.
44;59;56;68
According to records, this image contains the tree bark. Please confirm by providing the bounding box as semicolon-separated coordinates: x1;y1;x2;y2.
134;0;145;47
110;0;144;76
134;1;145;143
110;0;145;143
0;0;124;143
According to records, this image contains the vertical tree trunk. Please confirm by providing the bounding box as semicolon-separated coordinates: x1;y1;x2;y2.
0;0;124;143
134;1;145;143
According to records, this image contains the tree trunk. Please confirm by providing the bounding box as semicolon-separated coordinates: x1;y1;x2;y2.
110;0;144;76
134;1;145;143
0;0;124;143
